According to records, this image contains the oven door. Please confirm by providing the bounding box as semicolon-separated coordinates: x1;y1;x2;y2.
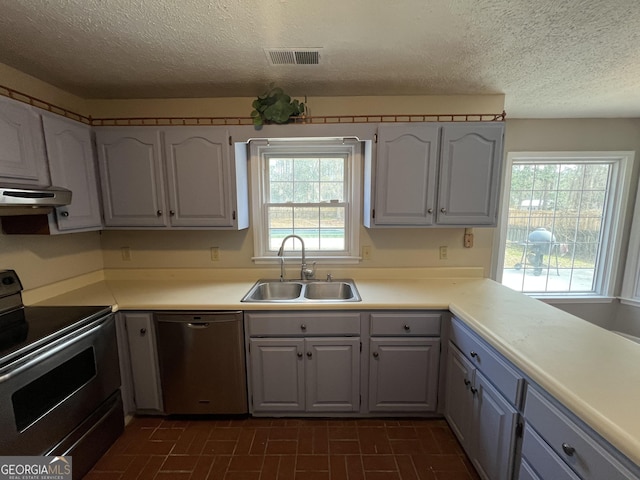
0;313;121;455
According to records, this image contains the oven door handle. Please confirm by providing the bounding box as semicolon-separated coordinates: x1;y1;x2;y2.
0;314;112;383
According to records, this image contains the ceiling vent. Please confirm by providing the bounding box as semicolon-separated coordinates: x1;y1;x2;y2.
265;48;322;65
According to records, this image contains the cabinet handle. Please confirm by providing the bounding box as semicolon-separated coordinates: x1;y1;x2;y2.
373;351;379;358
403;324;411;331
60;211;70;217
427;208;433;214
440;208;447;213
297;352;303;358
306;351;312;358
562;443;576;456
300;324;307;331
463;379;471;386
470;386;478;395
470;351;478;358
169;210;175;216
140;328;147;336
156;210;163;216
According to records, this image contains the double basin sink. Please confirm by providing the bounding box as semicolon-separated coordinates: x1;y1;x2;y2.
242;279;361;303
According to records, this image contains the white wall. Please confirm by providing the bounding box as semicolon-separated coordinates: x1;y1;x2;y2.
0;231;104;290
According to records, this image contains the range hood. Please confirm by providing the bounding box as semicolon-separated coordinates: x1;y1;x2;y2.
0;183;72;216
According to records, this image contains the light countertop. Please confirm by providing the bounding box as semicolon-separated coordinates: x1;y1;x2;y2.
27;268;640;467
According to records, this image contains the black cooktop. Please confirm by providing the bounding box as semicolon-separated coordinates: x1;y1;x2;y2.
0;305;112;368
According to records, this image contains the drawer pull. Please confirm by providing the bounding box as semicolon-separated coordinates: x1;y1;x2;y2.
463;379;471;386
306;351;312;358
403;324;411;331
470;351;478;358
470;386;478;395
300;324;307;331
373;351;379;358
562;443;576;456
140;328;147;336
297;352;303;358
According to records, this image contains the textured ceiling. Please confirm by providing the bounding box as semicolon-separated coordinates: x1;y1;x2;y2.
0;0;639;118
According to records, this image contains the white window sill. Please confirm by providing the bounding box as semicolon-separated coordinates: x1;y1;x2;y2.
532;295;616;304
252;256;362;265
619;297;640;307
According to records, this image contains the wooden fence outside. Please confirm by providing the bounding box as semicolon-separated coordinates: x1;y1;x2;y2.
506;209;601;261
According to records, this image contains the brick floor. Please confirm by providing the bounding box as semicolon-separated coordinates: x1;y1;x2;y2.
85;417;480;480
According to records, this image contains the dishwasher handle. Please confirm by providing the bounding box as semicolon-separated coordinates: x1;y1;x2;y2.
187;322;210;328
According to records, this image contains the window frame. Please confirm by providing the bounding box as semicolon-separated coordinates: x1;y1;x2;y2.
491;151;634;301
249;138;362;263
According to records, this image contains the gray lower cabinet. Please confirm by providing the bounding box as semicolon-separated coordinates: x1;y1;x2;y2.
445;317;522;480
246;312;361;415
518;424;580;480
121;312;163;413
367;311;441;412
523;385;640;480
249;337;360;414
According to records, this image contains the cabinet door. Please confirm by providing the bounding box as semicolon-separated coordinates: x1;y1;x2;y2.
0;96;48;185
123;313;163;412
437;123;503;225
373;123;439;225
471;370;518;480
444;343;475;449
250;338;305;413
369;337;439;412
96;128;167;227
163;127;235;227
305;338;360;412
42;114;102;231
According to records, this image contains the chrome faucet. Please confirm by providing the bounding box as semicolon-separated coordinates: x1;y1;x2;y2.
277;234;316;281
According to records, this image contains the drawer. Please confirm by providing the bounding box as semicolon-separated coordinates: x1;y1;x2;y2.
449;317;523;405
524;386;636;480
370;312;441;336
521;424;581;480
246;312;361;336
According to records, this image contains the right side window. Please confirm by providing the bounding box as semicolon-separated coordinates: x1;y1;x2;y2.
496;152;633;297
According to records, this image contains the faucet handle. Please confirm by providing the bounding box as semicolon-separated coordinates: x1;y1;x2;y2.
326;273;333;282
303;262;317;280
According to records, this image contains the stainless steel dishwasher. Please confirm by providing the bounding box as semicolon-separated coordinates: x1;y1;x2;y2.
155;311;248;414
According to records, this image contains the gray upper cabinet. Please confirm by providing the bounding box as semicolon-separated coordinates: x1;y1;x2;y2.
96;128;166;227
96;126;248;229
42;114;103;232
437;123;504;226
0;96;49;186
163;127;237;227
365;122;504;227
370;123;439;226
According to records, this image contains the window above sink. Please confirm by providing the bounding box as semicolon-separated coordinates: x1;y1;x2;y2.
248;138;365;264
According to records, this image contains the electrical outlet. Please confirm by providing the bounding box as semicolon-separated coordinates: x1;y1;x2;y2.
362;245;372;260
464;233;474;248
210;247;220;261
121;247;131;261
439;246;448;260
464;228;474;248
